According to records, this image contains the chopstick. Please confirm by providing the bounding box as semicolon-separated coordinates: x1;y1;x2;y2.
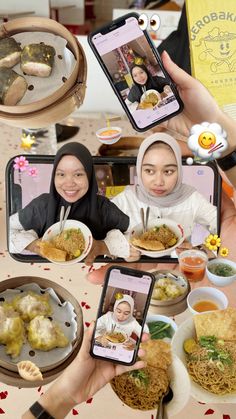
140;207;150;233
59;205;71;234
208;142;224;154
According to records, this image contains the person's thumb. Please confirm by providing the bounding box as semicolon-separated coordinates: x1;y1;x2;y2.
161;50;197;90
79;321;95;356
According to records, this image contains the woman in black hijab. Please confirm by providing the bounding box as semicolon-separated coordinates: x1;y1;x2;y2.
127;64;169;105
10;143;129;259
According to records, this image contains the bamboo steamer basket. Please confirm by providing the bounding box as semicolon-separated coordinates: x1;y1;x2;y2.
0;276;83;388
0;17;87;128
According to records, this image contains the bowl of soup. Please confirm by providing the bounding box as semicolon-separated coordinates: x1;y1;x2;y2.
206;258;236;287
187;287;228;315
96;126;122;144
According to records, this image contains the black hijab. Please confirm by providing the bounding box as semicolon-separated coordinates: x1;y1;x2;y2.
18;142;129;239
127;64;167;103
45;142;99;230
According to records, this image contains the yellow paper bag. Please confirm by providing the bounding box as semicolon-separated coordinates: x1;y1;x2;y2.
186;0;236;108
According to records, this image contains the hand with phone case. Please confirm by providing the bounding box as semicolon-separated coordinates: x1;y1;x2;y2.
88;12;183;132
23;322;148;419
90;266;155;365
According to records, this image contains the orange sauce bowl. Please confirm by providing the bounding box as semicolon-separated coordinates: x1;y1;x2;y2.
96;126;122;145
178;249;208;282
187;287;228;315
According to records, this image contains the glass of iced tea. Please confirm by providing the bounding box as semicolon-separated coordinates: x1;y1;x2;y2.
178;249;208;282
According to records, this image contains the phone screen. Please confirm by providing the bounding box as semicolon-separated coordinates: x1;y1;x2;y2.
90;14;182;131
91;267;154;365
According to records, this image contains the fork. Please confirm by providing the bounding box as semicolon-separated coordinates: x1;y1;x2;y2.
59;205;71;234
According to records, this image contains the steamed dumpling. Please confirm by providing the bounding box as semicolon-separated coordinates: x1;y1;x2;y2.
27;316;69;351
11;291;52;322
0;305;25;358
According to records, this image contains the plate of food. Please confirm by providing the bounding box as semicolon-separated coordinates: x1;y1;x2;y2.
172;308;236;403
149;270;190;316
0;282;81;373
129;218;185;257
111;339;190;416
104;331;127;345
40;219;93;265
140;89;161;108
146;314;178;343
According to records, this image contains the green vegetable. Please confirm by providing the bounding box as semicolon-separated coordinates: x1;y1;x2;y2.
199;335;232;365
148;320;174;340
129;369;149;388
208;263;236;277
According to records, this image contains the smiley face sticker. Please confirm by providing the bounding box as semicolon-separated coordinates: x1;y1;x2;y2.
187;122;228;163
198;131;216;150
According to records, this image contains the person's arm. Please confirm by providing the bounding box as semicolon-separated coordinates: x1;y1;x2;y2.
161;51;236;185
22;323;147;419
192;192;217;234
9;213;41;254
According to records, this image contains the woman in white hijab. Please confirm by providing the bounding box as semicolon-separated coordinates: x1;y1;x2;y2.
95;295;147;346
111;132;217;256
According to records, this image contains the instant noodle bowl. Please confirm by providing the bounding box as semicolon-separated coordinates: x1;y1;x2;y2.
41;219;93;265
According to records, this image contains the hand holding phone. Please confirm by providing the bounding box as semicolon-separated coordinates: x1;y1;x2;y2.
90;266;155;365
88;12;183;132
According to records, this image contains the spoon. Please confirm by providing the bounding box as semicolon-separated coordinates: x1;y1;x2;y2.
156;387;173;419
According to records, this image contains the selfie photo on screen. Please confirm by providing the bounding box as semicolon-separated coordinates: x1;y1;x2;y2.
91;267;154;365
88;13;183;131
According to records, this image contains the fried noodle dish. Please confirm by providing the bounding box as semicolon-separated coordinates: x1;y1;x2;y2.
131;224;178;251
40;228;85;262
111;340;172;410
184;308;236;395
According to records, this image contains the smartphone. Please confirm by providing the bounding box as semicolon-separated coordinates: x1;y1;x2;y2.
88;12;183;132
90;266;155;365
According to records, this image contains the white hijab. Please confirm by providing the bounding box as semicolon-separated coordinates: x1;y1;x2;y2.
128;132;195;208
113;294;135;325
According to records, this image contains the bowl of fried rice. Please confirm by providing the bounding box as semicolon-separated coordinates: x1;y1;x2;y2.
40;220;93;265
129;218;185;258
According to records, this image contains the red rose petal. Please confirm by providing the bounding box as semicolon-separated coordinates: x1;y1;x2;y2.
86;398;93;404
72;408;79;415
43;268;50;271
204;409;214;415
85;304;91;309
0;391;8;399
0;408;5;414
37;387;42;393
85;322;91;328
81;301;86;307
223;415;231;419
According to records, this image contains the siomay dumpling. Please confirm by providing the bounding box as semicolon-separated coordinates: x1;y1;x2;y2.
0;305;25;358
27;315;69;351
11;291;52;322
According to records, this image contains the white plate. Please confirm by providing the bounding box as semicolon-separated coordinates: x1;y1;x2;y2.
129;218;185;258
166;354;191;416
42;219;93;265
172;316;236;403
140;89;161;105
